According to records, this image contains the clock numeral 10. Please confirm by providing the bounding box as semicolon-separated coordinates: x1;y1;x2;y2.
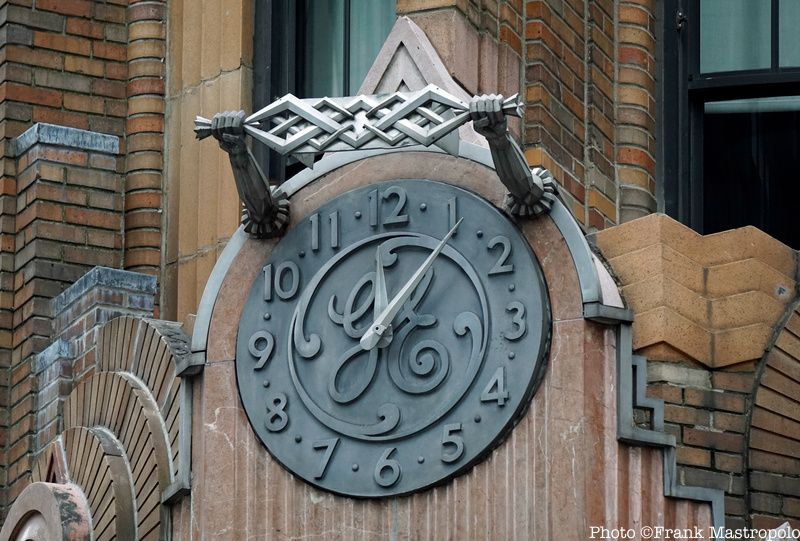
368;186;409;227
310;211;339;251
263;262;300;301
374;447;401;487
481;366;509;406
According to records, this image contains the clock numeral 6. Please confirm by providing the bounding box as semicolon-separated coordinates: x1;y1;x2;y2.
312;438;339;480
441;423;464;463
480;366;509;407
374;447;401;487
265;392;288;432
248;330;275;370
263;262;300;302
368;186;409;227
487;235;514;275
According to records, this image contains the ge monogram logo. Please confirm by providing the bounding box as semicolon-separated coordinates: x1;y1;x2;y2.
236;179;550;497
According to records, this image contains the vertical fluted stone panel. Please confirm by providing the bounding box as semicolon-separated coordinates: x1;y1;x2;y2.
125;0;166;278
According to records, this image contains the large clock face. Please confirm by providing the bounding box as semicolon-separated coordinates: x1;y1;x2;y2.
236;179;550;497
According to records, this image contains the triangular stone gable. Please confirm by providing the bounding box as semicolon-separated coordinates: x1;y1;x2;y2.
359;16;481;145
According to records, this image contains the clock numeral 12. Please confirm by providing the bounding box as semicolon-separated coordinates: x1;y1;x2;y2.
368;186;409;227
263;262;300;301
310;211;339;251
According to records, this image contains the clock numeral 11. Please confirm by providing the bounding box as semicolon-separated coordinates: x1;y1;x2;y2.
310;211;340;251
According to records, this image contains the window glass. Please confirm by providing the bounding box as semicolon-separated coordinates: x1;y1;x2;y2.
702;96;800;247
349;0;396;93
700;0;771;73
779;0;800;67
302;0;345;97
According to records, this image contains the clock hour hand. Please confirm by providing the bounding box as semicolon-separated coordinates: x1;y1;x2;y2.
373;244;392;346
360;218;463;351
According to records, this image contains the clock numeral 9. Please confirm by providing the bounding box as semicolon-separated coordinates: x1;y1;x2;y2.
312;438;339;479
480;367;509;407
487;235;514;275
504;301;526;341
248;330;275;370
441;423;464;463
263;262;300;302
265;392;288;432
374;447;401;487
368;186;409;227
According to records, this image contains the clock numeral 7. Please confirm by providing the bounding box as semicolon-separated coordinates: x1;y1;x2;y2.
263;262;300;302
312;438;339;479
368;186;409;227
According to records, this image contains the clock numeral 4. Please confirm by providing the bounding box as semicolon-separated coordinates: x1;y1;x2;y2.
374;447;401;487
368;186;409;227
265;392;288;432
481;366;509;407
441;423;464;463
248;330;275;370
487;235;514;275
263;262;300;302
312;438;339;480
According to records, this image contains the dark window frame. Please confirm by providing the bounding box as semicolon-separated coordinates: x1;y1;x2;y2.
661;0;800;231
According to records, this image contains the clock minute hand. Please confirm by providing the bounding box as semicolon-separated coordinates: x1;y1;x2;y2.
360;218;463;351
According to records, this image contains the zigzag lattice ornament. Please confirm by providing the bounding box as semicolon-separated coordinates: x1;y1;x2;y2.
194;84;521;159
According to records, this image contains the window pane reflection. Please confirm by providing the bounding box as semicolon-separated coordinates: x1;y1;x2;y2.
700;0;771;73
780;0;800;67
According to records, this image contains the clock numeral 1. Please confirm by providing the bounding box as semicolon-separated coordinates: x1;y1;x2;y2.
480;366;509;407
447;196;458;233
374;447;401;487
263;262;300;302
441;423;464;463
329;210;339;249
312;438;339;479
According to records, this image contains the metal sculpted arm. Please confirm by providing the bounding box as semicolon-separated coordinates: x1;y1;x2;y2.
469;95;558;217
208;111;289;238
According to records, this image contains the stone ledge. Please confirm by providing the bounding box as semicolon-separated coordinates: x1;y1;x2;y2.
14;123;120;157
51;266;156;316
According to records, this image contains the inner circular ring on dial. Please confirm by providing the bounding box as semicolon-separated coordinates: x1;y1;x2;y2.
287;232;489;442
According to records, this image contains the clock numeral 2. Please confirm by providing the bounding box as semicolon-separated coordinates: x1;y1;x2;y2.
310;211;339;251
368;186;409;227
441;423;464;463
481;367;509;407
374;447;401;487
265;392;288;432
248;330;275;370
263;262;300;301
312;438;339;479
487;235;514;275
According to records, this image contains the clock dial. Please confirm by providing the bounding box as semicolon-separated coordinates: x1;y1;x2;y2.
236;179;551;497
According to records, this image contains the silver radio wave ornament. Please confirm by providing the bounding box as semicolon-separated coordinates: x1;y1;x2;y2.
194;84;521;160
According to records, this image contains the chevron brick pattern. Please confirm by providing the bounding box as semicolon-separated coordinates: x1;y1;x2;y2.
594;213;797;368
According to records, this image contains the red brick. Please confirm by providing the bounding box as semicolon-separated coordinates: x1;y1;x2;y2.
128;3;167;22
64;93;104;114
92;79;126;99
65;17;105;39
64;207;119;230
93;41;127;61
32;107;89;130
683;428;744;453
675;446;711;468
33;31;91;56
93;3;126;23
64;55;104;77
36;0;92;17
3;83;62;108
684;388;746;413
125;192;161;210
105;62;128;81
127;78;165;96
126;116;164;134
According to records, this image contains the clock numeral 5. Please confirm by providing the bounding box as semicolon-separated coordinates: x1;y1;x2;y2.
265;392;288;432
368;186;409;227
480;367;509;407
441;423;464;463
263;262;300;302
248;330;275;370
374;447;401;487
312;438;339;480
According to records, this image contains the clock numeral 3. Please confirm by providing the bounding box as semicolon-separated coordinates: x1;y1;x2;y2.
504;301;526;341
263;262;300;301
265;392;288;432
374;447;401;487
487;235;514;275
368;186;409;227
312;438;339;479
441;423;464;463
248;330;275;370
481;367;509;407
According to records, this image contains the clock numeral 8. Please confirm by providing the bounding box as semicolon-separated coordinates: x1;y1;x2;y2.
265;392;288;432
263;262;300;302
374;447;401;487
